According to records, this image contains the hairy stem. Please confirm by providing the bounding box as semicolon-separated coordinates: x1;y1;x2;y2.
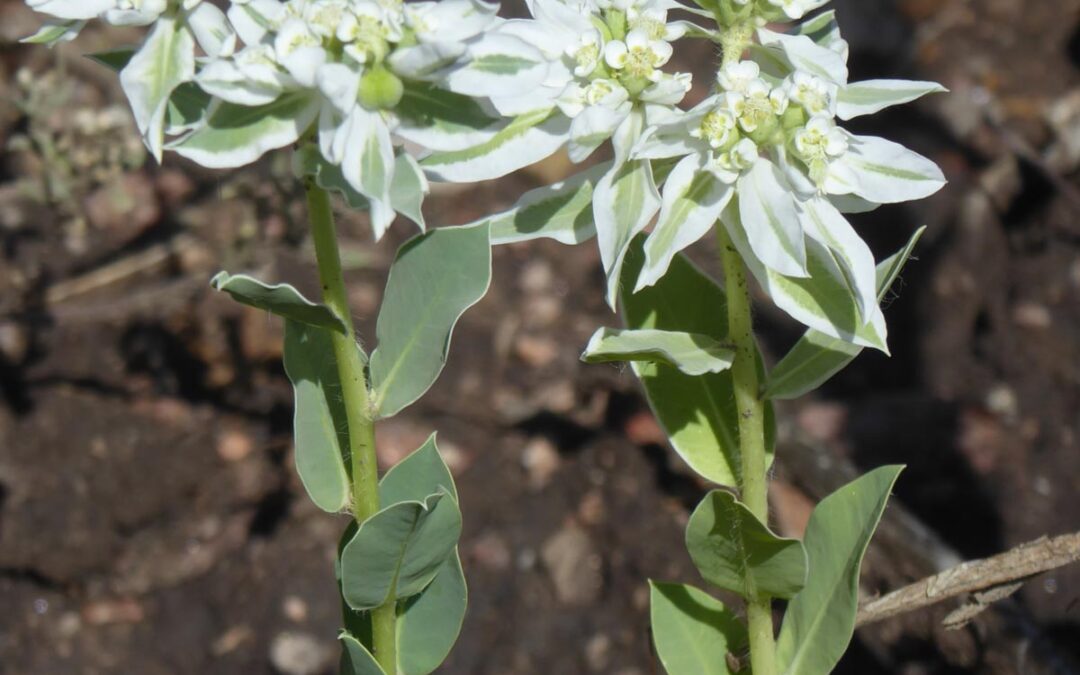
720;20;754;67
305;180;396;673
718;224;776;675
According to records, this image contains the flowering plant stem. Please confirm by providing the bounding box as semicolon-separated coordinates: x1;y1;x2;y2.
304;179;397;673
718;223;776;675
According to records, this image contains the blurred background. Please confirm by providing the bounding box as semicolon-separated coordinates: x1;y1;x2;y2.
1;0;1078;672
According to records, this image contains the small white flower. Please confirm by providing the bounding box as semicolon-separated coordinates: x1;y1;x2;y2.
604;29;671;81
568;29;603;78
708;137;758;184
716;60;760;94
786;71;835;116
794;115;848;163
692;107;736;149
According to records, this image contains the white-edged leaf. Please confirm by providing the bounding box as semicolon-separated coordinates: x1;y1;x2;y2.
120;15;195;160
582;327;734;376
764;227;925;399
210;271;346;333
26;0;111;21
636;154;733;291
757;28;848;85
800;197;877;324
723;201;888;352
486;163;608;245
420;109;568;182
838;80;946;120
595;157;661;309
394;81;501;151
835;133;946;203
170;91;320;168
445;32;548;98
737;158;808;278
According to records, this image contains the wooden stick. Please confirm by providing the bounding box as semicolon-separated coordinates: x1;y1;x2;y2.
856;531;1080;627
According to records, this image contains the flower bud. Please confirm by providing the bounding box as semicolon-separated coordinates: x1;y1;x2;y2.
358;66;403;110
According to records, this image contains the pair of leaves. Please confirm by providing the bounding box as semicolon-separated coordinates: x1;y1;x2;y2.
618;237;775;488
211;223;491;511
653;468;902;675
338;436;468;675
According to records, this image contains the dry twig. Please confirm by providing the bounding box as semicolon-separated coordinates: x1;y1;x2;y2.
856;531;1080;627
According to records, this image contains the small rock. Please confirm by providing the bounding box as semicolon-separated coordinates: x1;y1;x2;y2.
155;169;195;209
577;490;606;526
269;632;335;675
83;173;160;237
217;428;255;463
0;321;28;362
81;598;144;625
213;625;255;655
1012;302;1052;329
522;437;561;490
585;634;612;671
471;531;511;571
985;383;1019;420
541;523;603;605
796;402;848;442
520;260;554;294
282;596;308;623
56;612;81;639
514;334;559;368
624;411;664;445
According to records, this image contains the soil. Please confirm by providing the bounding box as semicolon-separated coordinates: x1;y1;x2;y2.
1;0;1078;674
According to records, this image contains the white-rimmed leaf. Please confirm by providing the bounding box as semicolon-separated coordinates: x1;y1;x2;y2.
341;107;395;238
20;19;84;46
833;133;946;203
388;42;467;80
420;109;568;182
26;0;111;21
210;271;346;333
800;197;877;324
186;2;235;59
838;80;946;120
369;223;491;418
445;32;548;98
636;154;733;291
649;581;745;675
395;82;500;152
582;327;734;376
339;492;462;610
282;321;355;513
595;158;660;308
686;490;808;600
723;202;888;352
793;10;845;53
777;466;904;675
738;158;808;278
120;15;195;160
620;239;776;487
763;227;925;400
486;163;608;245
170;91;320;168
757;28;848;85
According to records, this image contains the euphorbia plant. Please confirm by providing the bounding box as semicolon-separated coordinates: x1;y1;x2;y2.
21;0;944;671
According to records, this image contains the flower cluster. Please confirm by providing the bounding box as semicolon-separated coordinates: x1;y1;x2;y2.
22;0;946;350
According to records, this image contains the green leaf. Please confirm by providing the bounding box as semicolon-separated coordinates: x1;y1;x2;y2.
649;581;746;675
165;81;213;134
340;493;463;610
395;81;499;151
369;223;491;418
686;490;807;600
210;271;346;334
87;47;136;71
582;328;734;377
169;91;320;169
776;466;904;675
763;227;925;400
21;19;83;46
487;163;608;245
379;433;458;506
340;633;387;675
397;551;467;675
282;321;353;512
620;239;775;487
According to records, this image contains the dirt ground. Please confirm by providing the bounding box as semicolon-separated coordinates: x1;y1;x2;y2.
0;0;1078;673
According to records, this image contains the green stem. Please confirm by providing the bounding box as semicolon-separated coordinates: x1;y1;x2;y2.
719;20;754;67
304;180;397;674
717;224;776;675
